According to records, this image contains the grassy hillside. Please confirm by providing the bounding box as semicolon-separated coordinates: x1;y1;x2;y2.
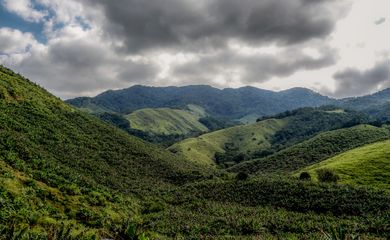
230;124;390;174
168;118;287;166
299;139;390;190
1;66;389;239
171;107;368;167
125;106;208;136
0;66;210;238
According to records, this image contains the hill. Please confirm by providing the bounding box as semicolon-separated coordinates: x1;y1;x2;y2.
230;124;390;174
67;85;334;121
0;66;211;238
170;107;367;167
125;106;208;136
298;139;390;190
168;118;287;166
1;66;389;239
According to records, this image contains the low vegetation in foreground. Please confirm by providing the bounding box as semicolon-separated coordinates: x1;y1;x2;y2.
1;66;389;239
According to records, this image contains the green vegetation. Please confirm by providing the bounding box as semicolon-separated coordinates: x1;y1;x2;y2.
147;177;390;239
168;118;287;166
172;107;371;168
67;85;333;121
1;66;390;239
0;65;210;238
299;139;390;190
125;107;208;135
230;124;390;174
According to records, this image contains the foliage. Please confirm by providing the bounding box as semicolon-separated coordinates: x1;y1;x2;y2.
67;85;333;120
299;172;311;181
316;169;340;183
299;139;390;189
230;124;390;174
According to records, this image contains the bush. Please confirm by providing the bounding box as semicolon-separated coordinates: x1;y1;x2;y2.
316;169;340;183
236;172;249;181
299;172;311;181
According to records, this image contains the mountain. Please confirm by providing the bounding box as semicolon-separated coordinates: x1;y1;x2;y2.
298;138;390;190
170;107;368;167
338;88;390;121
1;66;389;239
230;124;390;174
67;85;334;121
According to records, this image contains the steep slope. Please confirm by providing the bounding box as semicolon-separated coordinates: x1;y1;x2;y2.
67;85;333;120
168;119;287;166
125;106;208;136
0;65;209;198
299;139;390;189
230;124;390;174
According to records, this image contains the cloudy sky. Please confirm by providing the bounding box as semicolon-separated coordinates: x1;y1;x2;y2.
0;0;389;99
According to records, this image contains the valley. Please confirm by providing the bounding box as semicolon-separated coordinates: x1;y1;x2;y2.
0;65;389;239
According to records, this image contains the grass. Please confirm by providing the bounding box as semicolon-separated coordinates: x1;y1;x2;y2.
125;106;208;135
168;118;287;166
230;124;390;174
298;140;390;190
1;65;390;239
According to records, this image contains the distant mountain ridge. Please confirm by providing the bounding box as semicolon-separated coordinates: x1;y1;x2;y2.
67;85;334;120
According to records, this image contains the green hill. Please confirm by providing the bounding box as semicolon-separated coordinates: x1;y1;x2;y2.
230;124;390;174
168;118;287;166
298;139;390;190
125;106;208;136
1;66;389;239
170;107;367;167
0;66;210;238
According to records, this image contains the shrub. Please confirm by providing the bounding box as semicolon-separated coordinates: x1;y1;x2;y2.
316;169;340;183
299;172;311;181
236;172;249;181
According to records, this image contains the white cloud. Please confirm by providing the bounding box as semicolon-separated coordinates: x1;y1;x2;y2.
1;0;47;22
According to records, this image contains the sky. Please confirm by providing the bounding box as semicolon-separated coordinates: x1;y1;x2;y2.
0;0;389;99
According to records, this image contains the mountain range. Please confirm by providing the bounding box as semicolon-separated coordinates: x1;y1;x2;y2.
1;65;389;239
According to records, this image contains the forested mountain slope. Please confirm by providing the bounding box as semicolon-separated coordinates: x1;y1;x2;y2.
67;85;333;121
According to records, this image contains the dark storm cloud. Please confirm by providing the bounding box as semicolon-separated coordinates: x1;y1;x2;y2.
172;47;336;84
82;0;348;52
16;37;157;98
333;60;390;97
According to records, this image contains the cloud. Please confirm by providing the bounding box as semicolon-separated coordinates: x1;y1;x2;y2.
0;26;157;99
171;43;336;86
332;60;390;97
1;0;48;22
0;0;353;98
82;0;350;53
375;17;386;25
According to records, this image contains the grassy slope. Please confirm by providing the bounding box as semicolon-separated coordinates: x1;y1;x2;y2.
168;118;287;166
125;106;208;135
230;124;390;174
0;66;212;237
299;140;390;189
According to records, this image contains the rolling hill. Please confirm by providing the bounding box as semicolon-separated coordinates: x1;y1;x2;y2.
1;66;390;239
230;124;390;174
125;105;208;136
168;118;287;166
298;139;390;190
67;85;334;121
170;107;368;167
